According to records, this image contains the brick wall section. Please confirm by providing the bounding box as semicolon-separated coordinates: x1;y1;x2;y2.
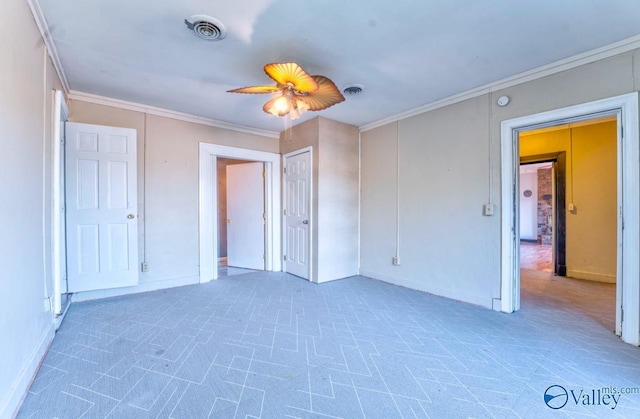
537;168;552;245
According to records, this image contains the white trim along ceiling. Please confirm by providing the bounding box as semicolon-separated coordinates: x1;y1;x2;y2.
25;0;640;135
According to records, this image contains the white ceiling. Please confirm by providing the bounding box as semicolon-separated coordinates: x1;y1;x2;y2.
39;0;640;133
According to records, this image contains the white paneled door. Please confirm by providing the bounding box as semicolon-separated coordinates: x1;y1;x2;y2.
226;162;265;270
65;122;138;292
284;151;311;280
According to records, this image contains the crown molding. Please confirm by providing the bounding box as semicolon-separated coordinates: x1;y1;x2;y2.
359;34;640;132
27;0;70;93
67;91;280;139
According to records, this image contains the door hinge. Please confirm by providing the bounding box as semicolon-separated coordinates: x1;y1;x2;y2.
283;255;287;261
283;167;287;174
283;209;287;215
262;171;266;178
621;308;624;322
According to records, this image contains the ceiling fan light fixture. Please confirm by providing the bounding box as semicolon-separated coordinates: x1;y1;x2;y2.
264;90;310;119
185;15;227;41
229;62;345;118
264;96;292;117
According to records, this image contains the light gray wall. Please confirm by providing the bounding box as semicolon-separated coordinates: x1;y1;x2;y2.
68;101;279;298
360;49;640;308
0;0;63;416
317;118;359;282
360;123;398;275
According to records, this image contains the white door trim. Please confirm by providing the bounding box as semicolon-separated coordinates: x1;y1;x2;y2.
198;144;281;282
282;147;314;281
52;90;68;316
500;92;639;346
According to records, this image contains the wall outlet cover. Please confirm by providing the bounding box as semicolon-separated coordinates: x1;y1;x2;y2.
483;203;495;216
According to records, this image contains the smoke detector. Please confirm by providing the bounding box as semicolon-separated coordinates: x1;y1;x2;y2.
342;84;365;96
185;15;227;41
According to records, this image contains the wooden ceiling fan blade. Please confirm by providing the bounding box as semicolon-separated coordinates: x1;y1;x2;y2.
296;75;345;111
227;86;280;94
264;63;319;93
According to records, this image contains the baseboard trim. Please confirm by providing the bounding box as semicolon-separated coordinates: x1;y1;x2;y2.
567;269;616;284
71;275;200;302
54;294;72;331
0;322;55;419
359;269;491;309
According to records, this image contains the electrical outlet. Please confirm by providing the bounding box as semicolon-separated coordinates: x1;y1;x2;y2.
141;262;149;272
483;203;494;216
568;203;576;212
392;256;400;265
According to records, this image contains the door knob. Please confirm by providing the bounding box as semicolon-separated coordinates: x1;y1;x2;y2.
127;214;135;219
302;220;309;224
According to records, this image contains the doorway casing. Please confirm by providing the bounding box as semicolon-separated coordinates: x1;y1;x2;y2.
500;92;639;346
199;144;281;282
52;90;68;320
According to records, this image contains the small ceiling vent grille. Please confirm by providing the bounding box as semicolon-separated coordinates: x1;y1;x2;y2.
185;15;227;41
342;84;365;96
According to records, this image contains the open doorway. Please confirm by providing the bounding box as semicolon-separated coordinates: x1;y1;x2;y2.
217;158;265;277
519;161;556;273
518;119;617;330
198;144;281;282
500;92;640;346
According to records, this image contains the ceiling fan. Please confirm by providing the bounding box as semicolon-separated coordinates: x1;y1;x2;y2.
228;62;345;119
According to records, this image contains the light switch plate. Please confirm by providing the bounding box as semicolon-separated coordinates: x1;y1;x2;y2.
483;203;495;216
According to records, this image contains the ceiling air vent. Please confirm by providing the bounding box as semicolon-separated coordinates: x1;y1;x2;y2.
342;84;365;96
185;15;227;41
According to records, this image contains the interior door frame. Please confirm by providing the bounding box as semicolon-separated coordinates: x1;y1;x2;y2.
199;144;281;282
282;147;314;281
500;92;639;346
52;90;68;317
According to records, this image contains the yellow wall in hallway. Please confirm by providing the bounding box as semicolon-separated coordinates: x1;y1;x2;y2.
519;120;617;282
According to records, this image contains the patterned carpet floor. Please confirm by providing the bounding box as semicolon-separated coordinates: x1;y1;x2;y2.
17;271;640;418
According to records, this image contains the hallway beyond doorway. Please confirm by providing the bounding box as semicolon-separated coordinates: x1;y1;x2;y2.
520;242;552;272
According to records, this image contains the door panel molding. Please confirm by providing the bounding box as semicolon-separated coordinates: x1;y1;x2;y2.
283;147;313;280
65;122;139;293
